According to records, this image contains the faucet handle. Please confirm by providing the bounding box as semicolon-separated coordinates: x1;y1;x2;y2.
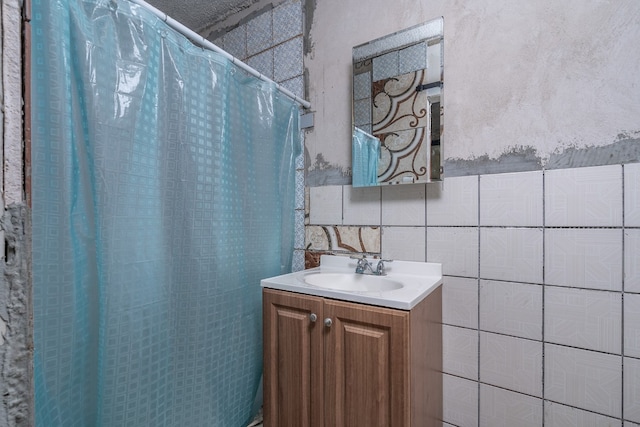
350;254;369;274
375;259;393;275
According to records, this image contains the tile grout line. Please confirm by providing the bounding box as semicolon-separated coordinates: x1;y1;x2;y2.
424;184;428;262
621;164;625;423
541;169;546;426
477;174;482;423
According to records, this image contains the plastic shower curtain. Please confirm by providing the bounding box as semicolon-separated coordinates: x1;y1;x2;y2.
31;0;300;425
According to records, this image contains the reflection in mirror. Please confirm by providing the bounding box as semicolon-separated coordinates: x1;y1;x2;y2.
352;17;443;187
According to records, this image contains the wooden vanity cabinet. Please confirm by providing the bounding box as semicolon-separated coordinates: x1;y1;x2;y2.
262;286;442;427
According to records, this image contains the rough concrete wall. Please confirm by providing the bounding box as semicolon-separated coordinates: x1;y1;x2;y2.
304;0;640;185
0;205;31;427
199;0;287;40
0;0;32;425
148;0;263;34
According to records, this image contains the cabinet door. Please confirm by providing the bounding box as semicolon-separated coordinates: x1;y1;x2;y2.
324;300;410;427
263;289;325;427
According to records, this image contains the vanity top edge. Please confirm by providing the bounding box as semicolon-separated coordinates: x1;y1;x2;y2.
260;255;443;310
260;276;442;310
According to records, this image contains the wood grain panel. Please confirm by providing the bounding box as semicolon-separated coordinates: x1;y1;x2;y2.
263;289;324;427
324;299;410;427
263;286;443;426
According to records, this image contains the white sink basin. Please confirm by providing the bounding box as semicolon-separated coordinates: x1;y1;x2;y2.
303;272;403;293
261;255;442;310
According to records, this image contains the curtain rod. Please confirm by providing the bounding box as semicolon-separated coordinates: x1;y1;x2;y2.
128;0;312;109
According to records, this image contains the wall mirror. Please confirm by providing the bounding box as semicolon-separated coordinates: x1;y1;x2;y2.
352;17;443;187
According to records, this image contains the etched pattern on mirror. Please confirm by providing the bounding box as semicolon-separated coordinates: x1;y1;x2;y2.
352;17;443;187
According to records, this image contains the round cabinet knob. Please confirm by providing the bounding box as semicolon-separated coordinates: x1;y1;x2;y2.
324;318;332;328
309;313;318;323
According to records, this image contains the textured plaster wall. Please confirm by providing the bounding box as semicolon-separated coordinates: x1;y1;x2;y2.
304;0;640;185
0;0;31;425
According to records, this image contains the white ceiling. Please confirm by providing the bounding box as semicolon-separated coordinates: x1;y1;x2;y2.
144;0;258;33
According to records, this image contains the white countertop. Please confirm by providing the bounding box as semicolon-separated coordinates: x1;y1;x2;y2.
261;255;442;310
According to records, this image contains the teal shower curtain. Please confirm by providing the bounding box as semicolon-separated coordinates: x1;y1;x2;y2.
31;0;300;425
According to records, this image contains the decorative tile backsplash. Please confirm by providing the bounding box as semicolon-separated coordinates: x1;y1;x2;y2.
305;225;380;253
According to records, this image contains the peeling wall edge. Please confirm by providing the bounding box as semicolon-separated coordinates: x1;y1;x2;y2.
545;137;640;171
306;138;640;185
445;139;640;178
306;168;351;187
444;146;542;178
302;0;315;56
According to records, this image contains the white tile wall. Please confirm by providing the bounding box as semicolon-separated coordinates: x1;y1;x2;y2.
544;287;622;354
545;228;623;291
479;384;543;427
545;344;622;418
480;228;543;284
545;165;623;227
443;276;478;329
480;280;542;340
626;229;640;293
342;185;380;225
479;332;543;397
480;171;543;226
625;293;640;358
443;374;479;427
625;162;640;226
443;325;478;380
309;185;342;224
381;184;426;225
380;226;425;261
625;357;640;423
426;227;479;277
305;163;636;426
544;401;622;427
426;176;478;226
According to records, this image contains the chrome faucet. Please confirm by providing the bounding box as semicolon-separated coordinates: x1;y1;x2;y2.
350;255;393;276
353;256;375;274
375;259;390;275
